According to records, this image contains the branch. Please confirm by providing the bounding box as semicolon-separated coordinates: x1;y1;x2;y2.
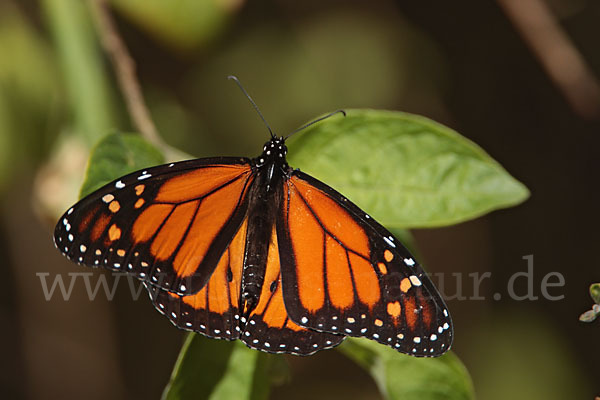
497;0;600;119
90;0;170;151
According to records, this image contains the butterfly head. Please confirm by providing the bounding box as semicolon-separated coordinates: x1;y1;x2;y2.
255;136;288;167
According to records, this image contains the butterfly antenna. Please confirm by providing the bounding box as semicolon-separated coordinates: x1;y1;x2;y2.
285;109;346;140
228;75;275;138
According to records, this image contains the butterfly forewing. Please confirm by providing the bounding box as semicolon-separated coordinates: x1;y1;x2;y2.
276;172;453;357
54;157;253;295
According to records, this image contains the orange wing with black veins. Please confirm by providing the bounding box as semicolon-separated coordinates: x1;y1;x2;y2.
276;173;453;357
146;219;248;340
240;225;344;355
54;159;254;296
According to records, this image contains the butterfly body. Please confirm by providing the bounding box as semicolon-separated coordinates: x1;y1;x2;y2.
239;138;288;316
54;133;453;356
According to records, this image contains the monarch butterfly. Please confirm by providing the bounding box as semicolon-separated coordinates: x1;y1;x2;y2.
53;78;452;357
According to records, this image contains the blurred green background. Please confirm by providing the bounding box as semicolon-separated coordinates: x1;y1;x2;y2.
1;0;599;399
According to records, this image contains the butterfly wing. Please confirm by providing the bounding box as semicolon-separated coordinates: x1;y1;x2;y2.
54;157;254;295
277;171;453;357
145;212;344;355
145;218;249;340
240;224;344;355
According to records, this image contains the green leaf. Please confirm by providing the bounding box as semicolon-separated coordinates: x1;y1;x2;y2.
162;334;235;400
287;109;530;228
339;338;474;400
79;133;164;198
589;283;600;305
162;334;275;400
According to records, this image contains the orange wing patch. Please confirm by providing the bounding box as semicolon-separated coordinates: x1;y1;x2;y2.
172;176;249;277
151;201;198;261
325;236;354;309
132;204;174;243
90;213;110;242
291;178;370;257
79;206;100;233
287;187;325;312
156;165;249;203
108;224;121;241
348;252;380;307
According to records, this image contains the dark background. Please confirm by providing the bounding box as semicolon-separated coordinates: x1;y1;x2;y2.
1;0;598;398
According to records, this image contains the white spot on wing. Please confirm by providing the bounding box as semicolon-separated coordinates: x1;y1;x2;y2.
115;180;125;189
404;258;416;266
383;236;396;248
409;275;422;286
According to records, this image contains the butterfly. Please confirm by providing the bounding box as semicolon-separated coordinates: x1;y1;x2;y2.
53;81;452;357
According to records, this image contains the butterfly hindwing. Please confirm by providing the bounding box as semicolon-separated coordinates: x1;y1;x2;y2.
277;172;453;357
240;224;345;355
54;157;254;295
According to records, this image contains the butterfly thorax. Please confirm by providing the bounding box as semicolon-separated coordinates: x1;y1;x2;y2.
252;137;290;191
